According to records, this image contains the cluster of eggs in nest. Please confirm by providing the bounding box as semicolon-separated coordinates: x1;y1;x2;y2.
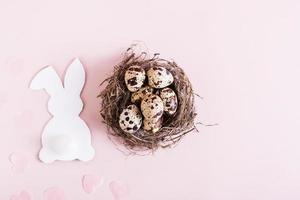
119;65;178;134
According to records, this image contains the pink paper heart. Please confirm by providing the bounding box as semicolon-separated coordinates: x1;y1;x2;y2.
9;153;28;173
109;181;130;200
10;190;31;200
44;187;66;200
82;174;103;194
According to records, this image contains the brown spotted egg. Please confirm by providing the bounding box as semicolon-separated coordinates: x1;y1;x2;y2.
119;105;142;133
147;66;174;88
160;87;178;115
125;65;146;92
143;117;163;133
131;86;153;103
141;94;164;120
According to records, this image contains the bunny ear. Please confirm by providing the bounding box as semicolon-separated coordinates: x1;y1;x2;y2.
64;58;85;96
30;66;63;96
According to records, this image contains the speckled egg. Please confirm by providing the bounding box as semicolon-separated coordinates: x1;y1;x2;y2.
141;94;164;120
131;86;154;103
143;117;163;133
125;65;146;92
147;66;174;88
119;104;142;133
160;87;178;115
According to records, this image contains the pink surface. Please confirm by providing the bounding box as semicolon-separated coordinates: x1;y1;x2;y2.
43;187;65;200
0;0;300;199
9;153;28;173
10;191;31;200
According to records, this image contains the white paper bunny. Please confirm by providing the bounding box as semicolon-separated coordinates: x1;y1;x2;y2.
30;58;95;163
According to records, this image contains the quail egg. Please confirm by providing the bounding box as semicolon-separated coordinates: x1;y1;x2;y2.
131;86;154;103
160;87;178;115
125;65;146;92
141;94;164;120
147;66;174;88
143;117;163;133
119;104;142;133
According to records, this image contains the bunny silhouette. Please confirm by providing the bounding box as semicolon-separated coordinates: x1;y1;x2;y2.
30;58;95;163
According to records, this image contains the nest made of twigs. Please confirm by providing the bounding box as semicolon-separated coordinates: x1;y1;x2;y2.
98;47;197;152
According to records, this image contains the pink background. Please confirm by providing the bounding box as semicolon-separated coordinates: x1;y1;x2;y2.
1;0;300;199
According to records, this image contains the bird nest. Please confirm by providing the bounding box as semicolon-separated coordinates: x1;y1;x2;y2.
98;47;197;152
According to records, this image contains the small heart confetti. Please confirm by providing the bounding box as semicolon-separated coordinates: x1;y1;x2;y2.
10;190;31;200
9;153;28;173
109;181;130;200
44;187;66;200
82;174;104;194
